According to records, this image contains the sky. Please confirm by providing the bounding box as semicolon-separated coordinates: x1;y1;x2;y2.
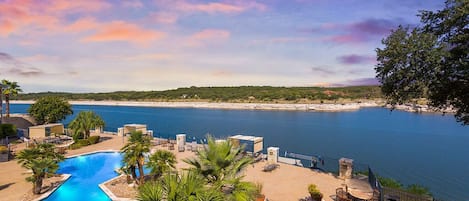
0;0;444;93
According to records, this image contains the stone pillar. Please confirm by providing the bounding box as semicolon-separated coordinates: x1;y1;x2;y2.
339;158;353;179
117;127;124;136
176;134;186;152
267;147;279;164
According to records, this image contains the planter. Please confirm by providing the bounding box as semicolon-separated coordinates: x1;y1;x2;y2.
256;194;266;201
0;153;8;162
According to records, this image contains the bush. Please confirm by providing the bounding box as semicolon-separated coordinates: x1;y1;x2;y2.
0;124;17;139
76;139;90;146
88;136;100;144
69;143;82;150
0;146;8;154
308;184;323;201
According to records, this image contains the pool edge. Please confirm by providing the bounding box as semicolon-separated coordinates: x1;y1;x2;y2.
33;174;71;201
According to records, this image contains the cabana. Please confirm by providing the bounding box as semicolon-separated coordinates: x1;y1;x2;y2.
118;124;148;136
28;123;64;139
228;135;263;154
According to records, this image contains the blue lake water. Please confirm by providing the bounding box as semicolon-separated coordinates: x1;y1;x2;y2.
10;104;469;201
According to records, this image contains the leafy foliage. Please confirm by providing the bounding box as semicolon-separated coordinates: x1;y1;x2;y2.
68;111;105;139
146;150;176;179
28;96;73;124
0;123;16;139
183;135;256;201
121;130;151;184
376;0;469;124
406;184;432;196
88;135;100;144
14;86;382;102
308;184;323;201
16;143;65;194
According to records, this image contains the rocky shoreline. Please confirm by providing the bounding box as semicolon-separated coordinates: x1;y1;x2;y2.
11;100;454;113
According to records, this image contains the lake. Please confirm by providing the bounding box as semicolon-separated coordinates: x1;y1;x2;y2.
10;104;469;201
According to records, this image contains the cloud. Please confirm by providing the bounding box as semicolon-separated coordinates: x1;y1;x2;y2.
121;0;144;8
155;0;266;14
212;70;234;77
337;54;376;65
149;12;179;24
341;77;380;86
188;29;230;46
82;21;166;44
124;53;173;61
311;66;335;76
0;52;45;77
46;0;112;13
251;37;314;44
65;17;100;33
316;18;401;44
8;67;44;77
0;0;111;37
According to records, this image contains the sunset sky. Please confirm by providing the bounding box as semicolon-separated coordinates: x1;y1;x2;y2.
0;0;443;92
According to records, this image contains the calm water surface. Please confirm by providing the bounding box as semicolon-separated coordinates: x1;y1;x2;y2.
11;104;469;201
44;152;122;201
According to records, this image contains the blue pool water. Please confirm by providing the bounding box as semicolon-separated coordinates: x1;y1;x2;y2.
44;152;123;201
11;104;469;200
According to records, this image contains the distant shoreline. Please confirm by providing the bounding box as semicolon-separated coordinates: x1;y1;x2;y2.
11;100;382;112
11;100;454;113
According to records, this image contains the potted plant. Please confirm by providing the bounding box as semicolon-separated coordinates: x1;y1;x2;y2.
308;184;323;201
255;182;266;201
0;145;8;162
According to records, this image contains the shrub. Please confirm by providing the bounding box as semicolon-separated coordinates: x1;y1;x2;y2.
308;184;323;201
69;143;82;150
0;146;8;154
76;139;90;146
0;124;17;139
88;136;100;144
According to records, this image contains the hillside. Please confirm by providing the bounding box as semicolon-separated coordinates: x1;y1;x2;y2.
14;86;382;103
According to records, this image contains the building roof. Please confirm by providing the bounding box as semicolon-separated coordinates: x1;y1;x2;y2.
29;123;63;129
124;124;147;128
229;135;263;142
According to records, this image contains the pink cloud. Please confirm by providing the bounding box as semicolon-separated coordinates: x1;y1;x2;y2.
191;29;230;40
121;0;144;8
46;0;111;13
65;17;100;33
188;29;231;47
82;21;166;44
0;20;15;37
149;12;179;24
156;0;266;14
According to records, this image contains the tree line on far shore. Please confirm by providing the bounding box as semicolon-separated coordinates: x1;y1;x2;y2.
13;85;382;102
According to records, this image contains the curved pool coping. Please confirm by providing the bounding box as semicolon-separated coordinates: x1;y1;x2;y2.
37;150;123;201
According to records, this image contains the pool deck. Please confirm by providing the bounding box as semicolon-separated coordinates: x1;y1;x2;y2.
0;133;369;201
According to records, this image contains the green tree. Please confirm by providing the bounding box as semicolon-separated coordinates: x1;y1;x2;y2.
16;143;65;194
183;135;256;200
376;0;469;124
1;80;22;117
121;130;150;184
68;111;105;140
146;150;176;179
28;96;73;124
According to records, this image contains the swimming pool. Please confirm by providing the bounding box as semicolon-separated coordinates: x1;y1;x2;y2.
44;152;123;201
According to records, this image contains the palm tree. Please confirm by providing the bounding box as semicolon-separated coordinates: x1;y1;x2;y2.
183;135;256;200
68;111;105;139
16;143;65;194
146;150;176;179
121;130;150;184
137;171;224;201
1;79;22;118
